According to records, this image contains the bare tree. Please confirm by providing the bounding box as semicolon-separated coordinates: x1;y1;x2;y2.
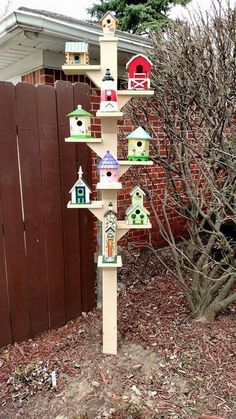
128;1;236;321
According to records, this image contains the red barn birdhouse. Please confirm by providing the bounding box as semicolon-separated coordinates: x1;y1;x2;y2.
126;54;152;90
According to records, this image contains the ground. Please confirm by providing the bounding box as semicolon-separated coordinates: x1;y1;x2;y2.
0;253;235;419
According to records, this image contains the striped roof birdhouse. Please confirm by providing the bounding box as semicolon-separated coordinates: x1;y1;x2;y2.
65;42;89;65
98;151;119;184
126;54;152;90
126;186;150;225
67;105;93;140
70;166;91;205
126;126;151;161
100;11;118;37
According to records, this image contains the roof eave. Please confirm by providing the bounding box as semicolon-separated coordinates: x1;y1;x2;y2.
0;9;152;54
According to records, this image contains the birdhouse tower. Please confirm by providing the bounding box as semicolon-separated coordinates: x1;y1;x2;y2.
63;17;154;356
99;11;118;36
65;42;89;65
126;126;151;161
69;166;91;204
126;54;152;90
126;186;150;225
103;202;117;263
98;151;119;184
67;105;93;139
99;69;119;112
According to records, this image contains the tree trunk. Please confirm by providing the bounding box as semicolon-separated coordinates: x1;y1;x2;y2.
193;306;217;322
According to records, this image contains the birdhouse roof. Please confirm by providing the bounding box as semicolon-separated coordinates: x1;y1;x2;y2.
69;177;92;193
104;202;117;217
98;151;119;169
99;11;118;25
125;202;150;216
67;105;93;118
126;127;151;141
130;186;146;197
65;42;88;53
126;54;152;69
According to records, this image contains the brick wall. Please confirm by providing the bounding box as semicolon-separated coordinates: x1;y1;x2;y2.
21;68;187;249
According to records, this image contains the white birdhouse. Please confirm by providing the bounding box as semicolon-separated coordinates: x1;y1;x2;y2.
99;11;118;37
67;105;93;139
103;202;117;263
70;166;92;204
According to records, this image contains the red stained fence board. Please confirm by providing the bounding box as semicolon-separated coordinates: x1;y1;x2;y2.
0;81;95;348
74;82;95;312
55;81;82;321
0;82;31;342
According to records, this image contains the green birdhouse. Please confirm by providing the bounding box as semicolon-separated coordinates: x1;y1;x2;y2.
67;105;93;140
126;126;151;161
126;186;150;225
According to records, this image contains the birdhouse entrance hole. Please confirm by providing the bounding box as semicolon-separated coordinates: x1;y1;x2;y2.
137;141;142;147
107;171;112;177
74;55;80;63
77;120;83;126
136;65;143;73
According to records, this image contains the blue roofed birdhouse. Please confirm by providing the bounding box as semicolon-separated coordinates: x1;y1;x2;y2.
126;126;151;161
65;42;89;65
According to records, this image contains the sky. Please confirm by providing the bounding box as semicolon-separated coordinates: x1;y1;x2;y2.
0;0;235;21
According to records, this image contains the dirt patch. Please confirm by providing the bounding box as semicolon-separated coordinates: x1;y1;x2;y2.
0;261;235;419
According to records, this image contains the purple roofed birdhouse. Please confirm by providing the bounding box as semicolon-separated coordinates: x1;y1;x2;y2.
98;150;119;184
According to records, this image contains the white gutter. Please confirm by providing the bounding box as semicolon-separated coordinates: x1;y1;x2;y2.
0;9;152;54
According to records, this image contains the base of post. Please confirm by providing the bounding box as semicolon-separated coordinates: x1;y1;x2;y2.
98;255;122;268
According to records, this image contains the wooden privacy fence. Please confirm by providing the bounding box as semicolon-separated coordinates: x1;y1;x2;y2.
0;80;95;348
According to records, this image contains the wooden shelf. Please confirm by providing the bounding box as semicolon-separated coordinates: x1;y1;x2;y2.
97;182;122;190
118;90;155;108
96;111;123;118
117;221;152;229
62;64;101;74
97;255;122;268
67;201;103;209
117;220;152;241
62;64;101;88
118;160;153;165
65;137;102;143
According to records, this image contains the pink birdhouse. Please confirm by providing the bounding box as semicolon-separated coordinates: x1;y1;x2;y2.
126;54;152;90
98;151;119;184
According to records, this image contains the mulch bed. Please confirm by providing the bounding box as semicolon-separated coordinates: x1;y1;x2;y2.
0;252;235;418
